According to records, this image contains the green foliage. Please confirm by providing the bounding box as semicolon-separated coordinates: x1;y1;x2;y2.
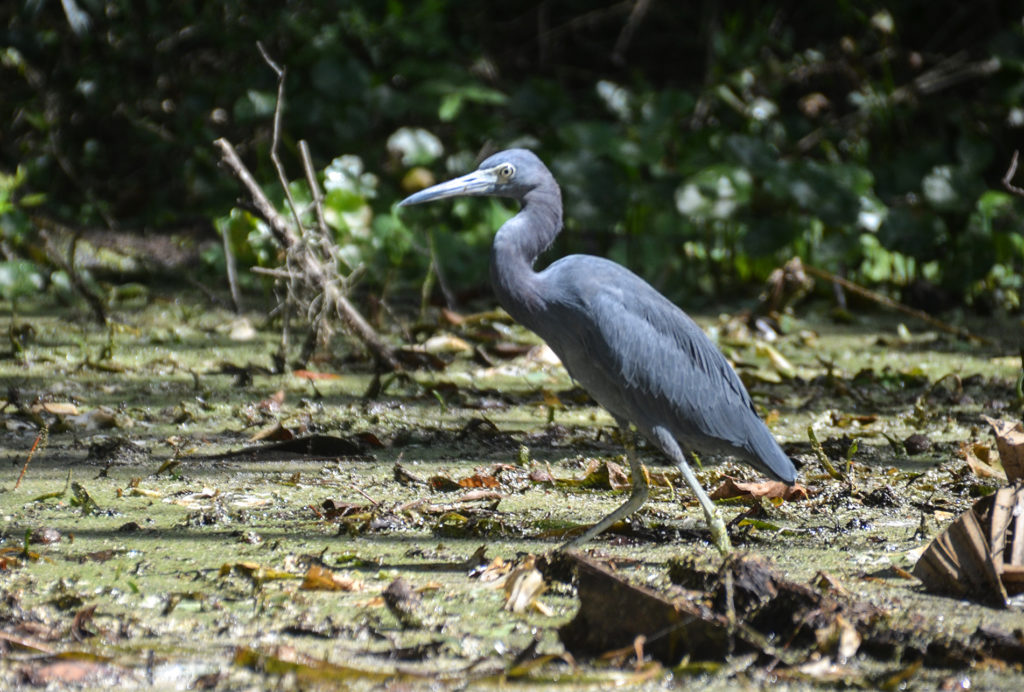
0;166;48;300
0;259;45;301
2;1;1024;308
214;151;425;284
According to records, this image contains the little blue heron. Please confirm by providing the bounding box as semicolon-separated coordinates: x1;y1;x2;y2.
399;149;796;554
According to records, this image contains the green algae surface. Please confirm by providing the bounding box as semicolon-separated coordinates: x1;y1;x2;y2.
2;294;1023;690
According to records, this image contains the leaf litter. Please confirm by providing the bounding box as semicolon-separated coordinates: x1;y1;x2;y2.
1;296;1023;689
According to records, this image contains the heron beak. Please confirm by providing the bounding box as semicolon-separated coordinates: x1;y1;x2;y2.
398;168;499;206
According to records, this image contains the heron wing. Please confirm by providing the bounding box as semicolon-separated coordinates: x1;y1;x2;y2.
541;257;758;451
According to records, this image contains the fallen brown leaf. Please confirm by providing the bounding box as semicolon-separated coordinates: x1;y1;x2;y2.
293;369;341;380
983;416;1024;483
220;562;296;583
71;604;98;642
503;556;547;614
812;571;850;597
250;421;294;442
300;565;362;592
428;475;461;491
577;459;630;490
959;441;1006;480
913;484;1024;607
474;556;513;583
710;476;808;501
30;401;81;416
814;614;861;664
458;473;500;489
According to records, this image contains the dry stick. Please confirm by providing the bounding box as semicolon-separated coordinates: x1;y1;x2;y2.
215;141;294;247
299;139;355;276
299;140;330;242
258;42;306;238
214;138;399;370
215;45;399;371
14;425;48;490
1003;150;1023;197
221;221;242;313
612;0;651;65
801;263;990;344
249;266;294;279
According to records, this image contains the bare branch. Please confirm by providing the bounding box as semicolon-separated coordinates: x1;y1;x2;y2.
299;140;330;240
258;44;305;238
214;138;294;247
1003;150;1023;198
256;41;283;77
612;0;652;65
214;46;401;372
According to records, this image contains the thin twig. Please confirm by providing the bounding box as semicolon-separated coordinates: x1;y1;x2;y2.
299;140;353;274
353;485;381;506
250;266;294;279
258;42;305;240
612;0;652;65
299;140;330;240
221;221;242;313
1003;150;1023;197
14;425;48;490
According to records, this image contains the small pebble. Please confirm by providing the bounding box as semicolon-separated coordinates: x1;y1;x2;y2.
903;433;932;456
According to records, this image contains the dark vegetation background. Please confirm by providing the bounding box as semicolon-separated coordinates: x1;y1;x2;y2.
2;1;1023;312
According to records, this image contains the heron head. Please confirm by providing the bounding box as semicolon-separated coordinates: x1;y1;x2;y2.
398;149;547;207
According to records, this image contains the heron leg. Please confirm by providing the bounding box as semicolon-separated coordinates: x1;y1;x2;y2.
560;421;649;550
651;427;732;556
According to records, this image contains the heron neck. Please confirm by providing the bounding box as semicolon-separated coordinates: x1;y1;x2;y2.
490;185;562;321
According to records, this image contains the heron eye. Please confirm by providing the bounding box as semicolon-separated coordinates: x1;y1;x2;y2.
498;164;515;180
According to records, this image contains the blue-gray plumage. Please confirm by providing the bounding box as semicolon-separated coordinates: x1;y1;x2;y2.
399;149;796;553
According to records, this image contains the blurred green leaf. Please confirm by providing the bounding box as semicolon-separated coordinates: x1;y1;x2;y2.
0;260;46;300
386;128;444;166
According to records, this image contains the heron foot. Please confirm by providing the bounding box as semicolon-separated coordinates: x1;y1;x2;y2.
706;507;732;556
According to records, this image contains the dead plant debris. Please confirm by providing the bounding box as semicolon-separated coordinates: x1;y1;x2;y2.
557;550;1024;678
913;483;1024;607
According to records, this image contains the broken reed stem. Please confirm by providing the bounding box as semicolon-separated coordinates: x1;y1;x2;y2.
14;424;48;490
807;425;845;481
802;263;990;344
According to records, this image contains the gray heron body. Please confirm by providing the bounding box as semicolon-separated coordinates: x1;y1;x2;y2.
399;149;796;553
